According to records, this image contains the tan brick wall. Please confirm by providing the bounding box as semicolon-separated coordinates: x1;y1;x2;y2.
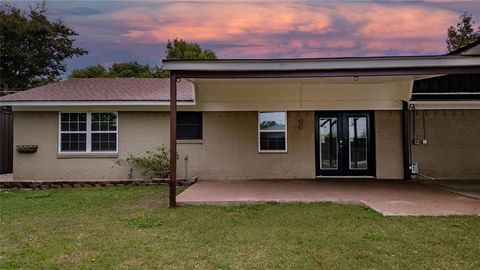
411;110;480;179
178;111;315;180
375;111;404;179
12;111;315;180
13;110;406;181
13;111;169;180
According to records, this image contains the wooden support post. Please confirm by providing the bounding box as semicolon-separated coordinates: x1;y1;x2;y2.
169;73;177;208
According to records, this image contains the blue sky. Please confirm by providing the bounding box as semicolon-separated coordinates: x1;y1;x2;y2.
7;0;480;76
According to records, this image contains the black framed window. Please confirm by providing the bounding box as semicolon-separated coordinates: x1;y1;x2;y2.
177;112;202;140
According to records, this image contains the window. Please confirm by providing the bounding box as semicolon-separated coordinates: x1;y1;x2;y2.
59;112;118;153
177;112;202;140
258;112;287;152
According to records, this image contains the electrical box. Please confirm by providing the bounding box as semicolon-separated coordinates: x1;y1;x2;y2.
410;162;419;175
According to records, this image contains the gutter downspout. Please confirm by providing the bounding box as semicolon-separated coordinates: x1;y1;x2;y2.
402;100;411;181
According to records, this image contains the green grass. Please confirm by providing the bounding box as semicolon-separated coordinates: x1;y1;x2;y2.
1;186;479;269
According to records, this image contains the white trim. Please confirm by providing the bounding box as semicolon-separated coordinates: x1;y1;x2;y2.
162;56;480;71
316;176;375;179
58;112;119;155
414;92;480;95
1;101;195;106
258;111;288;153
409;100;480;110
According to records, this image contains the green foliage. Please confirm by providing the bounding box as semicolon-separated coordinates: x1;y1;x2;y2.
128;214;162;229
166;38;217;60
446;12;480;52
69;39;216;79
118;145;170;177
0;3;87;94
1;186;480;269
69;64;107;78
70;61;167;78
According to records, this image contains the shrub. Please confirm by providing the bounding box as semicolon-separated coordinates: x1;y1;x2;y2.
118;145;171;177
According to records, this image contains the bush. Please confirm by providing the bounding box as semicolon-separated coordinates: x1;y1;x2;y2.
118;145;171;177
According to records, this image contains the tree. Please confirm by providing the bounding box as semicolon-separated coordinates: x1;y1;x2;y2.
165;38;217;60
69;39;216;78
69;65;107;78
0;3;87;94
70;62;165;78
109;62;157;78
446;12;480;52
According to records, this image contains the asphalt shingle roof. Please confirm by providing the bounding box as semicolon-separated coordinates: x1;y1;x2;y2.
0;78;194;102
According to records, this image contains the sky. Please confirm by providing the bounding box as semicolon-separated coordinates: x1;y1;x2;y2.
7;0;480;76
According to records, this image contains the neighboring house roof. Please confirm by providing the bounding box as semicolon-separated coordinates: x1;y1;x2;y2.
0;78;194;103
447;38;480;56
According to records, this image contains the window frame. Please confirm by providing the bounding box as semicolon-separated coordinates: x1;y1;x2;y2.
258;111;288;153
58;112;118;154
176;111;203;140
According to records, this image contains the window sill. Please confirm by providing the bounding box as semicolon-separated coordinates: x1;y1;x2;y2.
177;139;203;144
258;150;288;154
57;153;118;159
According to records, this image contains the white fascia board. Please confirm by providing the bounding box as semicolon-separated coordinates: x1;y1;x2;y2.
0;101;196;106
162;57;480;71
410;100;480;110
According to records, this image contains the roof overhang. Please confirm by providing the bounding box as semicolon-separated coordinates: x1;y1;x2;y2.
163;55;480;78
0;100;196;107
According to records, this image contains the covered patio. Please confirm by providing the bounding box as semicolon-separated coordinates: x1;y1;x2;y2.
177;179;480;216
163;55;480;208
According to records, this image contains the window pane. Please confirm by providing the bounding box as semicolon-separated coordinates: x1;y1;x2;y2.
91;113;117;132
100;122;108;131
91;133;116;151
108;121;117;131
260;132;286;151
259;112;286;131
60;113;86;132
319;117;338;170
60;133;86;152
349;117;367;170
61;123;69;131
177;112;202;139
92;122;99;131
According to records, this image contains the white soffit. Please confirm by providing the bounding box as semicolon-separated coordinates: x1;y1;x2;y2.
162;56;480;71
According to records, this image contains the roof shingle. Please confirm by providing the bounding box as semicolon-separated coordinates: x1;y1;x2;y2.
0;78;194;102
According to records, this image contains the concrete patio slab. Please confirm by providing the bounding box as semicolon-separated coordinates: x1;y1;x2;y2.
177;179;480;216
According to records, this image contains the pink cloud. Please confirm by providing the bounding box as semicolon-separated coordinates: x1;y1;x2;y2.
69;1;473;59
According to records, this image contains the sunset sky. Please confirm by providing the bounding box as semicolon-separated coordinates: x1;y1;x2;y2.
9;0;480;74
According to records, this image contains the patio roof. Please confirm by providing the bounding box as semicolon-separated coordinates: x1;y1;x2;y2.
162;55;480;78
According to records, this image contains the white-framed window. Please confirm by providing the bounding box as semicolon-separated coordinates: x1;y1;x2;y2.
258;111;287;152
59;112;118;153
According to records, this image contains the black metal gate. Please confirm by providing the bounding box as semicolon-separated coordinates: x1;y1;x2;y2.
0;106;13;174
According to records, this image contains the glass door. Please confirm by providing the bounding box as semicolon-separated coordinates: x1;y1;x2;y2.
316;112;374;176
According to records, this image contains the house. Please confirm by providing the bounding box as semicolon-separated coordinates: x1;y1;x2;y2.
1;42;479;184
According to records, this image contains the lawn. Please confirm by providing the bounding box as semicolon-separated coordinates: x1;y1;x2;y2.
1;186;479;269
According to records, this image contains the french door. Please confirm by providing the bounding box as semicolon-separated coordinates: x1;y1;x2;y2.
315;111;375;177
